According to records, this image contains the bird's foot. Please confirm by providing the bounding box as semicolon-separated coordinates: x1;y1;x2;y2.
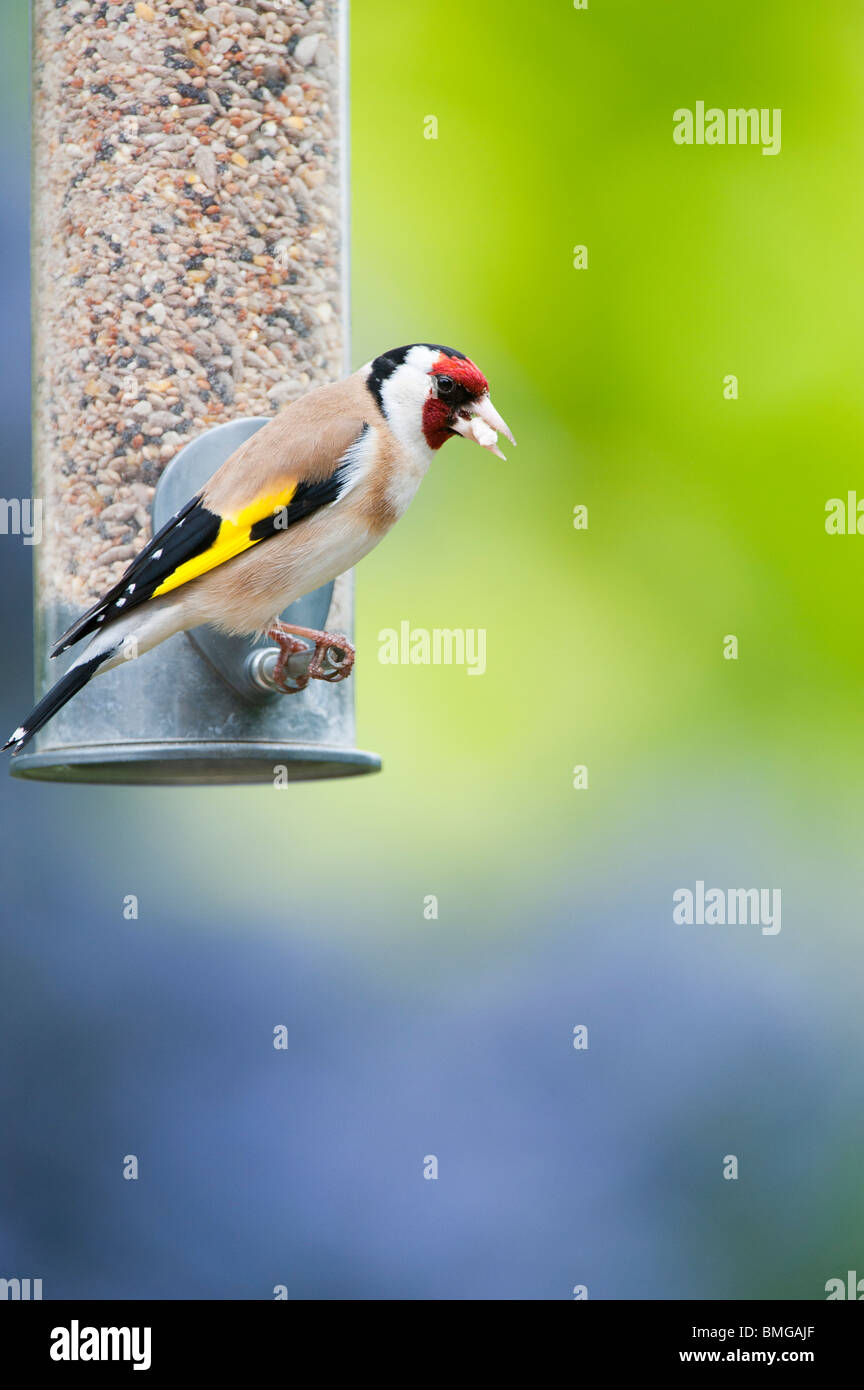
266;624;309;691
266;622;355;693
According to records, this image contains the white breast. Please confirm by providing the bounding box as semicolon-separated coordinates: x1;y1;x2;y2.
342;416;431;522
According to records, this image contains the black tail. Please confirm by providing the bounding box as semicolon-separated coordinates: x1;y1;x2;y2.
3;652;110;754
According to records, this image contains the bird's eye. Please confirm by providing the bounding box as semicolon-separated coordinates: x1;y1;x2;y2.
436;375;455;398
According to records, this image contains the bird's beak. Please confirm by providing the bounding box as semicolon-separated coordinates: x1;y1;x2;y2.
450;393;517;460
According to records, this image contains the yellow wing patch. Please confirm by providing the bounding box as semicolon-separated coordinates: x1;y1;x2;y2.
151;483;298;598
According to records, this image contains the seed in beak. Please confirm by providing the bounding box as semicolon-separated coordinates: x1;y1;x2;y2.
449;409;509;459
472;417;494;446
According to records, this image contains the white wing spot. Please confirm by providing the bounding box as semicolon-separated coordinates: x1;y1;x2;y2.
153;548;163;559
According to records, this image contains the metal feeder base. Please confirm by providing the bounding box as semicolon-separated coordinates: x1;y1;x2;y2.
10;743;381;787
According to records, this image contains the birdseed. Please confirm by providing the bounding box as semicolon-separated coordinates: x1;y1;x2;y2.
32;0;345;609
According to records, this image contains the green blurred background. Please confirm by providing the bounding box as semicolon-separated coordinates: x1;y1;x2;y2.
1;0;863;1299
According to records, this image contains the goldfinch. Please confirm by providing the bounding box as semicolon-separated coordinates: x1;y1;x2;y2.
5;344;514;753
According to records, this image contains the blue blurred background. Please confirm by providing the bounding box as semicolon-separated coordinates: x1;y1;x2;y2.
2;0;863;1299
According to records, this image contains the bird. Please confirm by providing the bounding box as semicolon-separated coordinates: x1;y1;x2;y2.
4;343;514;754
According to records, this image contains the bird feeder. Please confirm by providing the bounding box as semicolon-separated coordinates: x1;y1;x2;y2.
15;0;379;784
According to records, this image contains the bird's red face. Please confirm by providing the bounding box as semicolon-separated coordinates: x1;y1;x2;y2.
366;344;515;460
422;354;489;449
421;352;515;459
